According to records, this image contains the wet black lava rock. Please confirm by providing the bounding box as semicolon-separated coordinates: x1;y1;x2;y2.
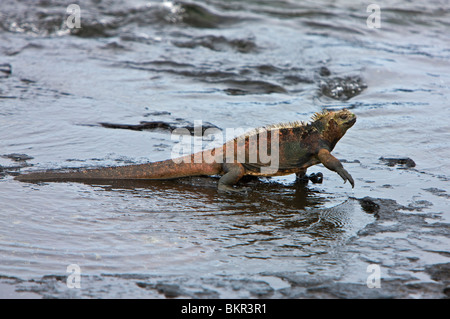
308;172;323;184
99;120;221;136
379;156;416;168
1;153;34;162
319;76;367;100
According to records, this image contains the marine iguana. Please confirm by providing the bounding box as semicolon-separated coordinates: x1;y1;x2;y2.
15;109;356;191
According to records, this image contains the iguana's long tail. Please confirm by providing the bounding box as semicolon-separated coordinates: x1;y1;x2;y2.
14;153;222;182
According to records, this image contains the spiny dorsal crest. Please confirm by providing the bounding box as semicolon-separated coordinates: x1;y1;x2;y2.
239;110;333;140
311;109;331;122
265;110;333;131
242;119;314;140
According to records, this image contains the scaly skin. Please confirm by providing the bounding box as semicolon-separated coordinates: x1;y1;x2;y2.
15;109;356;191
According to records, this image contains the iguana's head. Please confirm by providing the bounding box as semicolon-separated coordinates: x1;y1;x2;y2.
312;109;356;145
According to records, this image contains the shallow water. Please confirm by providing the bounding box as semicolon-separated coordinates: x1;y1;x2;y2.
0;0;449;298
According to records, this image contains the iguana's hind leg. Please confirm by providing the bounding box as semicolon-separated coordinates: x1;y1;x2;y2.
295;169;308;184
218;163;246;192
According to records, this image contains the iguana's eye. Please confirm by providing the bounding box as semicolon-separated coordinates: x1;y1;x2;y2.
339;113;348;119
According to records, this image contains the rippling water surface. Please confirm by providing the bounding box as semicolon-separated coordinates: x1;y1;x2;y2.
0;0;449;298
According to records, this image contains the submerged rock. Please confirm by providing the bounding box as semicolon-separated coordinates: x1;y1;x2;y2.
173;35;258;53
0;63;12;77
358;197;380;214
425;263;450;284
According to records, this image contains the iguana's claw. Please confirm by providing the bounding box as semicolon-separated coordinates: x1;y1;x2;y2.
337;168;355;188
218;184;249;194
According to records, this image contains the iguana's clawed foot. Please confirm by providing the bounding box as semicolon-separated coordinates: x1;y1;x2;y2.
336;168;355;188
295;172;323;185
218;184;249;194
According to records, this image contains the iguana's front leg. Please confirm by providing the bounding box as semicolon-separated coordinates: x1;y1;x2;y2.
317;149;354;188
